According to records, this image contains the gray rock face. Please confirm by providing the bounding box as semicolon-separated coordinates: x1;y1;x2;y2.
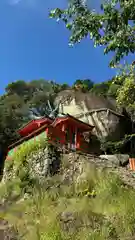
61;152;116;185
99;154;129;166
55;90;129;141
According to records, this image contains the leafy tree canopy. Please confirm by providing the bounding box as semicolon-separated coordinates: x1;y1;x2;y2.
73;78;94;91
49;0;135;115
49;0;135;67
90;79;113;96
114;64;135;113
0;79;70;151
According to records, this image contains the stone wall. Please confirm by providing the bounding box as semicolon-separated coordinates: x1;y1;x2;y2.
3;145;61;183
28;145;61;181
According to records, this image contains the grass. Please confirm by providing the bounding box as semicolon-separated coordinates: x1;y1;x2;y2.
1;141;135;239
1;163;135;239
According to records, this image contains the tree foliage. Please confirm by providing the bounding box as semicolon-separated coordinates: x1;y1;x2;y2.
114;64;135;114
49;0;135;108
73;78;94;91
0;80;70;152
50;0;135;67
90;80;113;96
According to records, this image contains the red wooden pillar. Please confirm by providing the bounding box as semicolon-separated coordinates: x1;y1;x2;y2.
59;123;66;152
46;127;51;143
68;127;73;149
61;123;66;144
46;127;49;136
76;130;81;150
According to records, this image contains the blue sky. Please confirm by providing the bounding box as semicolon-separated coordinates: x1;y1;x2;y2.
0;0;134;94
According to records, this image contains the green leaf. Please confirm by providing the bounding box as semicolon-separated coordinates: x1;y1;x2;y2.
66;23;72;30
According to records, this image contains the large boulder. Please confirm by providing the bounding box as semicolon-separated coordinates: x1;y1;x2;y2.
55;90;131;141
99;154;129;166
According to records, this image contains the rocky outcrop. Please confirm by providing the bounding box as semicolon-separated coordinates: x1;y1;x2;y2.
60;152;124;185
55;90;131;141
2;142;134;193
61;152;135;189
99;154;129;166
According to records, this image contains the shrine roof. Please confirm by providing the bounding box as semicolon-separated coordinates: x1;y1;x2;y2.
8;123;49;151
52;114;94;131
18;118;52;130
18;118;53;136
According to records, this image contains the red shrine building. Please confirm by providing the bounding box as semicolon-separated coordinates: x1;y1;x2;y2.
6;114;94;160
